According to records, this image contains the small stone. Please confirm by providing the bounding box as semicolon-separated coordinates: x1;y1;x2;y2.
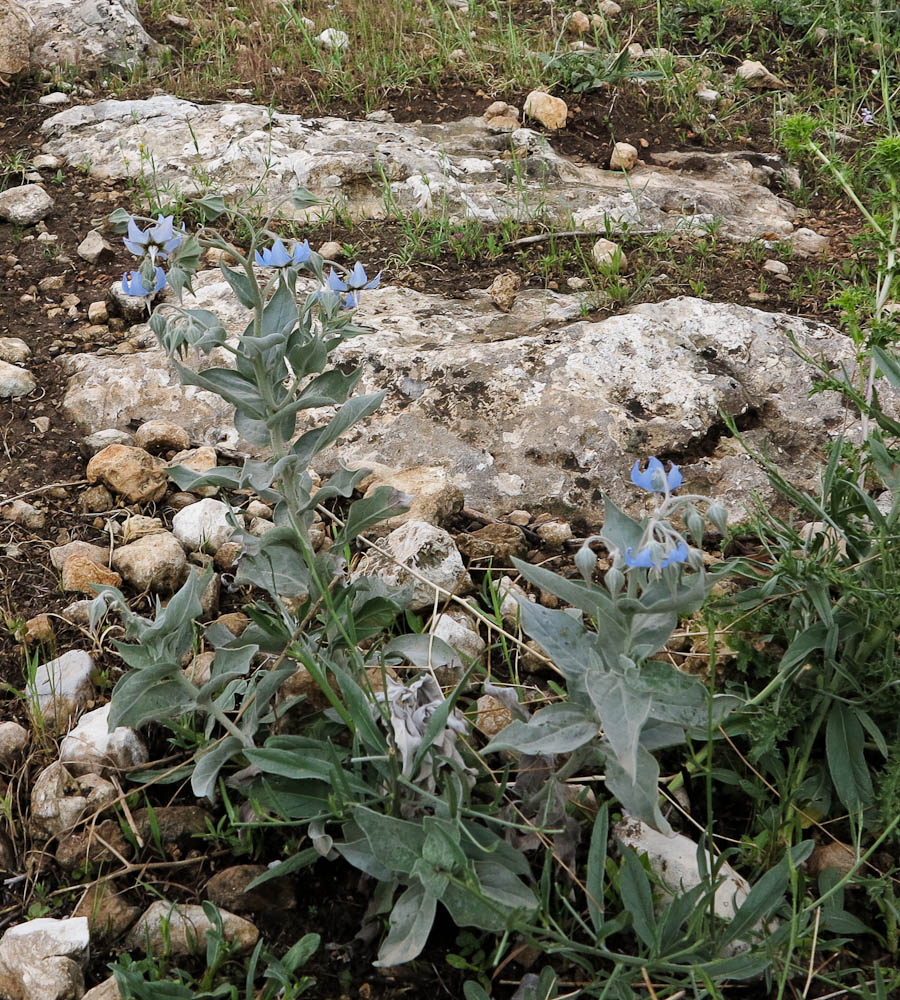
79;484;114;512
61;553;122;593
318;240;343;259
73;883;140;942
86;444;168;503
30;762;117;837
112;531;189;593
248;516;274;537
61;601;93;626
49;540;109;570
598;0;622;14
365;110;394;123
791;227;829;255
39;91;70;106
592;238;626;269
169;445;218;495
432;613;486;665
358;465;464;534
497;574;534;622
172;498;235;553
56;819;132;871
0;722;28;767
134;419;191;453
506;509;531;526
81;428;134;456
456;522;528;562
0;185;54;226
214;612;250;637
214;540;242;571
763;258;789;275
119;515;165;543
317;27;349;50
23;614;54;645
567;11;591;34
566;276;588;291
474;694;513;738
0;359;36;398
736;59;788;89
488;270;521;312
610;141;638;170
38;274;65;293
32;651;96;729
696;88;720;105
125;902;259;957
807;841;856;877
82;976;121;1000
31;416;51;433
536;519;574;545
0;917;89;1000
32;154;61;171
0;337;30;363
60;704;148;776
206;865;296;914
77;231;113;264
1;499;44;529
351;521;474;611
245;499;271;520
523;91;568;130
87;300;108;323
166;12;192;28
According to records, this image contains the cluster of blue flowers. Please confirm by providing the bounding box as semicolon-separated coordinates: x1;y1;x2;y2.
120;216;380;312
625;457;689;569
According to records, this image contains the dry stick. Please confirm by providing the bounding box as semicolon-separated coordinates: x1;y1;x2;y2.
801;907;822;1000
0;480;88;504
316;503;564;677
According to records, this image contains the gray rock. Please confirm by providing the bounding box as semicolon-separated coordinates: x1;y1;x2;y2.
32;650;96;729
59;271;863;522
0;1;33;81
0;917;89;1000
352;520;473;610
125;902;258;956
82;975;122;1000
81;427;134;455
41;96;797;238
59;703;148;776
0;184;53;225
38;91;69;106
0;499;44;529
26;0;160;72
0;722;28;767
77;229;113;263
0;337;31;363
31;153;61;170
432;612;486;664
0;359;36;398
111;530;188;592
30;761;117;837
172;498;234;553
49;540;109;570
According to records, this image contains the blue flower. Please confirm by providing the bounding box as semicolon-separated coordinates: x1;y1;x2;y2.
124;215;183;258
322;263;382;309
631;456;683;493
255;238;311;269
346;261;381;292
121;266;166;296
624;540;689;569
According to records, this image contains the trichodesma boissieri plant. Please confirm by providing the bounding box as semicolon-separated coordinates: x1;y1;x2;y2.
91;189;414;800
483;457;741;831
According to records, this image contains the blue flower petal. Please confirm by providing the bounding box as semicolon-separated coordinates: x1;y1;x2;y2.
660;541;689;568
290;240;311;265
326;268;348;293
347;261;368;288
624;546;654;568
631;456;682;493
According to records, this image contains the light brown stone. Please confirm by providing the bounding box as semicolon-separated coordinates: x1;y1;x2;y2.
523;91;568;130
61;554;122;593
86;444;168;503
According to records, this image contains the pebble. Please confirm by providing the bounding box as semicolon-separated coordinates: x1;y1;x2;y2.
85;444;168;503
31;154;61;170
791;227;829;255
125;902;259;957
77;230;113;264
1;499;45;529
536;519;574;545
317;240;343;259
763;258;789;276
610;141;638;170
134;419;190;453
523;91;568;130
0;338;30;363
111;531;189;593
172;498;235;552
61;553;122;593
317;27;349;50
31;650;96;730
38;91;70;106
59;703;148;776
592;238;626;269
0;185;54;225
80;428;134;456
0;359;36;398
488;270;521;312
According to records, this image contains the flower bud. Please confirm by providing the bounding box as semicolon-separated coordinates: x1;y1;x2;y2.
574;543;598;582
605;565;625;595
685;506;704;546
707;502;728;534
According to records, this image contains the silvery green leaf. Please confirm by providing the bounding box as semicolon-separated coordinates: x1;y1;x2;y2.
173;362;267;419
605;742;670;833
260;279;299;338
290;391;386;465
168;464;241;492
585;672;651;781
373;882;436;967
353;806;425;876
235;526;311;598
600;495;644;554
191;735;245;800
511;558;621;627
628;610;679;660
516;598;620;682
165;265;192;301
334;821;393;881
219;263;258;310
483;703;598;755
313;465;369;503
335;486;411;545
234;409;271;446
474;860;538;914
383;633;463;668
107;206;132;232
108;666;199;730
291;187;322;211
193;193;226;221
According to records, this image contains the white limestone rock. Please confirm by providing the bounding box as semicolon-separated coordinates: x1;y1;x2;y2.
111;530;188;592
31;650;95;729
31;761;117;837
0;917;89;1000
0;359;36;398
59;703;148;776
172;498;234;553
352;521;473;610
125;902;258;956
0;184;53;225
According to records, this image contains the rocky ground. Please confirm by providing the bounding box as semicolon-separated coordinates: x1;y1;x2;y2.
0;0;897;998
